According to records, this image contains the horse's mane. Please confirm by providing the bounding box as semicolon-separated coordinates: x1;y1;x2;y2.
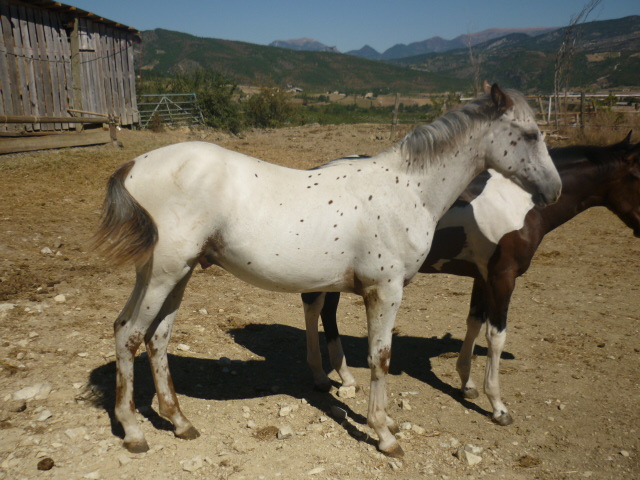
399;89;534;170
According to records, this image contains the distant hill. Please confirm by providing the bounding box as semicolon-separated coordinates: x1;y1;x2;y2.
346;27;558;60
269;38;338;53
137;16;640;94
390;16;640;91
138;29;466;93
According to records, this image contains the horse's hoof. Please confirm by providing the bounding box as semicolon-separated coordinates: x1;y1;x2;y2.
380;442;405;458
175;426;201;440
492;412;514;426
341;377;358;388
462;387;479;399
123;439;150;453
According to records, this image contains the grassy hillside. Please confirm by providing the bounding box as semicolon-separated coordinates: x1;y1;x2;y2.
139;29;466;94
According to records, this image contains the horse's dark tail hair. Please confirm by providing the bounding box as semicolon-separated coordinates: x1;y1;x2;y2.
92;160;158;266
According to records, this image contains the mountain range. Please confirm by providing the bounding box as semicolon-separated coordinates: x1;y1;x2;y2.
271;27;558;60
138;15;640;93
269;38;338;53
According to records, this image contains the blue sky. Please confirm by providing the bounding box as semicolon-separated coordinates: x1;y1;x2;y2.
75;0;637;53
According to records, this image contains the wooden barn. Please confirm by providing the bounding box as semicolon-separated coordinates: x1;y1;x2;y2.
0;0;140;152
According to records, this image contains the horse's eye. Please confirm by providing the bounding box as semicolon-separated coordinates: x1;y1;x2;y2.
524;132;539;141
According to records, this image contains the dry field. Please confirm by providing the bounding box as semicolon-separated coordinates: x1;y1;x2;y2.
0;124;638;480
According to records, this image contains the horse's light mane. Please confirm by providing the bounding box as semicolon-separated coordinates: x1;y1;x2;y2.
399;89;533;169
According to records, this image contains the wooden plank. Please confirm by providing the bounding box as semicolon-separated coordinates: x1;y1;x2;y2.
0;3;21;118
69;17;82;131
43;10;67;130
125;35;138;124
9;5;29;121
33;7;55;130
96;22;110;115
0;7;10;131
0;130;111;154
0;114;110;123
114;28;126;121
54;11;72;130
81;19;98;115
25;5;44;130
106;23;119;117
18;5;39;130
79;18;93;115
121;32;134;124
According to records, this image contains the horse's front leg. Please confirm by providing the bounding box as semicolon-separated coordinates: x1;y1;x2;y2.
484;271;516;426
364;283;403;457
145;268;200;440
456;278;487;399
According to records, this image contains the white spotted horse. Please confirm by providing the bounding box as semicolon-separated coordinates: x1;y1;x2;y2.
302;131;640;426
93;84;560;457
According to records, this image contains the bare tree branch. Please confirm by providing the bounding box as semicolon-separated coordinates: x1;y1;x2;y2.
553;0;602;129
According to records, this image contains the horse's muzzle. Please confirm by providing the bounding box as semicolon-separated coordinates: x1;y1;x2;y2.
532;188;561;208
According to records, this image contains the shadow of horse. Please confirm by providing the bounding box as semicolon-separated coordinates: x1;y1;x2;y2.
88;323;514;442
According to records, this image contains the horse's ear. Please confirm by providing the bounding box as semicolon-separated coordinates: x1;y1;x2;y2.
625;141;640;167
490;84;514;112
483;80;491;94
621;130;633;146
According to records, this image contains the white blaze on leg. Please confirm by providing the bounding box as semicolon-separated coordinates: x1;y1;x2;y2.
484;324;512;425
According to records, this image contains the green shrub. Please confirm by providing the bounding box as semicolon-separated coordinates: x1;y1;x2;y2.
245;88;299;128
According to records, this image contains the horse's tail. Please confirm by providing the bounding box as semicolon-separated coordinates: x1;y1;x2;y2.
92;160;158;267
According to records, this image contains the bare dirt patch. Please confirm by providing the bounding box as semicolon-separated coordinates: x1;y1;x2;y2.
0;125;638;479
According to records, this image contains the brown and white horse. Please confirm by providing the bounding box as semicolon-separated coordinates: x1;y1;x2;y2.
302;132;640;425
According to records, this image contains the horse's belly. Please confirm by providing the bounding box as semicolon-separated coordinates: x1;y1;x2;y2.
207;243;354;293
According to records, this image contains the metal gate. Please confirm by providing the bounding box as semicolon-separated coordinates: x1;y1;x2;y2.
137;93;205;128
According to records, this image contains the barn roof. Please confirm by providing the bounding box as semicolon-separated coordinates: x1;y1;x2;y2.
18;0;140;37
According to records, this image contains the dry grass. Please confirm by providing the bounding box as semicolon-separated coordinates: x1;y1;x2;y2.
556;111;640;146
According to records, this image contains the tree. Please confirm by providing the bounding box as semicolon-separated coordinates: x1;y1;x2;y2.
553;0;602;129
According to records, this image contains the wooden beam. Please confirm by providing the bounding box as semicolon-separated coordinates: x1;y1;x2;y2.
0;130;111;154
0;114;108;123
70;17;83;131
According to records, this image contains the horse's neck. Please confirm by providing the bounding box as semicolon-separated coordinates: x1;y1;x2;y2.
411;149;485;219
538;158;612;233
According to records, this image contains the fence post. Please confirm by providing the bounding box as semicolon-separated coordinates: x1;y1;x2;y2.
580;91;585;135
389;93;399;140
70;18;83;132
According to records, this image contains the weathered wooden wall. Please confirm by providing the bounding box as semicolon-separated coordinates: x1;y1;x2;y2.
0;1;139;133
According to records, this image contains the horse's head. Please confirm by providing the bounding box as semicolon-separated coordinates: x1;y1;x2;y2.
604;132;640;238
482;84;561;207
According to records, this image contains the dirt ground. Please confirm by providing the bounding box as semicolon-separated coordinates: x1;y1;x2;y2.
0;124;638;480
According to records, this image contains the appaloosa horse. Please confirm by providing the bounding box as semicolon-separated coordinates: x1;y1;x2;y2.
302;132;640;426
94;85;561;456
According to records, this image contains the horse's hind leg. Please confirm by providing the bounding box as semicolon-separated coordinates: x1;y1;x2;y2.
321;292;357;388
114;259;194;452
456;278;486;400
145;267;199;441
303;292;332;391
114;267;150;453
